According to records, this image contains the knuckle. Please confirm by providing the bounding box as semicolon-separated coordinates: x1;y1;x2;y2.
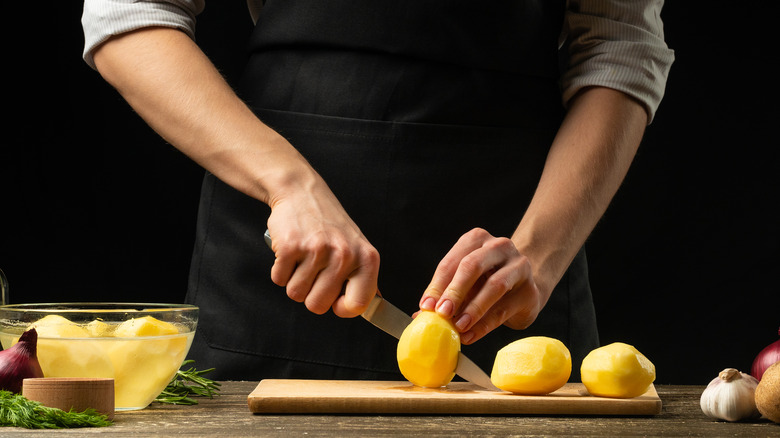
306;234;340;258
286;285;307;302
306;242;328;263
485;235;509;249
468;227;490;239
436;256;459;275
457;256;482;278
485;273;512;294
329;247;353;273
274;243;297;261
305;294;332;315
504;301;539;330
492;306;512;325
518;254;532;270
360;245;380;267
270;268;288;287
329;243;348;259
443;287;466;301
488;237;521;260
505;314;533;330
458;227;489;245
465;301;487;320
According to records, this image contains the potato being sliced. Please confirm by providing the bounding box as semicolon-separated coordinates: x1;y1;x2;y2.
397;311;460;388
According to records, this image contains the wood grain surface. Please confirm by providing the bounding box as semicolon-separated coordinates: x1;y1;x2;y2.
2;382;779;436
248;379;662;415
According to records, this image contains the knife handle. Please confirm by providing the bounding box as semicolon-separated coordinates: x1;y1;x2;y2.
263;228;382;303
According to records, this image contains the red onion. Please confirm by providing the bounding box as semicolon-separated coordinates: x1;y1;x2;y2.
0;328;44;393
751;326;780;381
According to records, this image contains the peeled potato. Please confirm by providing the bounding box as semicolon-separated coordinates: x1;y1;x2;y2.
580;342;655;398
397;311;460;388
108;316;187;408
113;316;179;337
491;336;572;395
26;315;114;378
29;315;90;338
86;319;112;337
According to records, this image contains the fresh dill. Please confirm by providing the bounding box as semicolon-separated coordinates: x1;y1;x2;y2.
154;360;221;405
0;390;112;429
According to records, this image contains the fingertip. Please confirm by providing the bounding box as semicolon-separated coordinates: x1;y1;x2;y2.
435;299;455;318
419;296;436;311
454;313;472;332
331;298;363;318
346;296;372;315
339;285;374;316
269;253;294;287
306;304;330;316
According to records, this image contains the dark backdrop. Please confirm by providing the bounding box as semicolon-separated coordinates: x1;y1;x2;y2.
2;2;778;384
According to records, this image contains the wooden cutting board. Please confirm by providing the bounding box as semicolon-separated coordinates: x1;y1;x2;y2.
248;380;662;416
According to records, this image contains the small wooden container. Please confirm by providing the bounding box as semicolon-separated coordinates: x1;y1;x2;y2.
22;377;115;420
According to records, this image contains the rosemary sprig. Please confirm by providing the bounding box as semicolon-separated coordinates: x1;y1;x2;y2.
0;390;112;429
154;360;221;405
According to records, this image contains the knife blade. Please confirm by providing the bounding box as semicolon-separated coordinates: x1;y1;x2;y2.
263;229;499;391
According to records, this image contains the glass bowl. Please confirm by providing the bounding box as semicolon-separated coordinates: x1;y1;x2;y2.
0;302;198;411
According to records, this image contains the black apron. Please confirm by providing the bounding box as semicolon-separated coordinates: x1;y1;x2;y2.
185;0;598;381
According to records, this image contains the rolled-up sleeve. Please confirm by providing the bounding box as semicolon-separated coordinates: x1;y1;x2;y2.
561;0;675;123
82;0;205;70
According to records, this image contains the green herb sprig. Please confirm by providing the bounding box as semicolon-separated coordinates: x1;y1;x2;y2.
0;390;112;429
154;360;221;405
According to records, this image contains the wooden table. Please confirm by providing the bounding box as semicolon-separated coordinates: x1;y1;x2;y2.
3;382;779;436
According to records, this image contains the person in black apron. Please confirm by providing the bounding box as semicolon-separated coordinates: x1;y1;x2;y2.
183;0;605;381
89;0;664;382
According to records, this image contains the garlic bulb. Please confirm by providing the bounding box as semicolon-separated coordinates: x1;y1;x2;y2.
700;368;761;422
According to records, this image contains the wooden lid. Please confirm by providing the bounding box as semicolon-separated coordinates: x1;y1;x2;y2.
22;377;115;420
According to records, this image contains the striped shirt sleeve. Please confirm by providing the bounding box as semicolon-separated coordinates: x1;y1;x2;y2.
81;0;205;69
561;0;675;123
81;0;674;122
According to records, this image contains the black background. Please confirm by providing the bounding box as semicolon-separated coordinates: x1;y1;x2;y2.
2;2;778;384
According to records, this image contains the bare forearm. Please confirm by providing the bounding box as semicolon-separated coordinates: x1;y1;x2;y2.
93;27;380;316
513;87;647;299
92;27;314;206
417;87;647;341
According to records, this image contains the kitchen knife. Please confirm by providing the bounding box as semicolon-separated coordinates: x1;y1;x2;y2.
263;229;499;391
363;294;500;391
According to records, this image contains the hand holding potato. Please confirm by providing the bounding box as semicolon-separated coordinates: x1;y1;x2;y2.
418;228;545;344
